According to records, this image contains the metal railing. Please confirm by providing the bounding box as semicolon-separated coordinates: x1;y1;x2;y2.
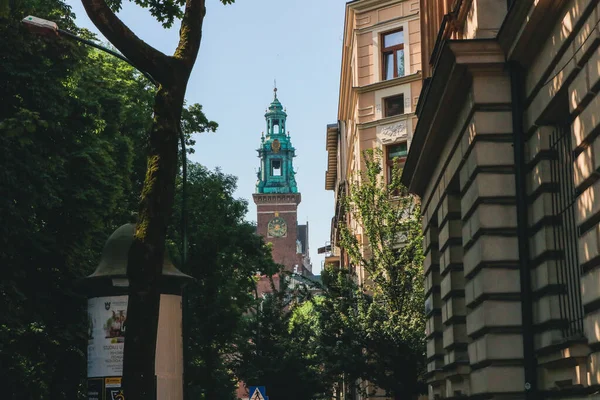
549;126;584;337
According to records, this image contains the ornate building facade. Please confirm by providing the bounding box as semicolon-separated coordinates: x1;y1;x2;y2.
324;0;422;398
401;0;600;399
325;0;422;286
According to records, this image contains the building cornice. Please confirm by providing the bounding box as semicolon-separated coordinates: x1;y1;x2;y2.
339;0;420;121
347;0;407;13
338;5;355;121
355;12;419;34
357;112;414;130
401;39;504;196
497;0;568;65
355;71;422;94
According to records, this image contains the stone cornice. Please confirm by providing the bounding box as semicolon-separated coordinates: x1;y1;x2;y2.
497;0;569;65
347;0;406;13
401;39;504;196
357;112;414;130
448;40;506;66
253;192;301;205
354;71;422;94
355;12;420;34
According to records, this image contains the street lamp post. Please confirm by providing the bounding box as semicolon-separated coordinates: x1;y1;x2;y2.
22;15;191;400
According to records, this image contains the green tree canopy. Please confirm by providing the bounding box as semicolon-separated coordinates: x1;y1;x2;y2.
335;148;427;398
1;2;219;396
166;163;278;400
234;274;334;400
1;1;151;397
76;1;237;394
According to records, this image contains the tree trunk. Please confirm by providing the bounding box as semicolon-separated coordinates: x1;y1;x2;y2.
122;86;184;400
79;1;207;397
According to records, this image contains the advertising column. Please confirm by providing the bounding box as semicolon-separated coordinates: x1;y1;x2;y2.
87;295;128;400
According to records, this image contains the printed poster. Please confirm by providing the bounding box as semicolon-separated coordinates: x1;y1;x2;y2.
105;377;125;400
87;296;128;378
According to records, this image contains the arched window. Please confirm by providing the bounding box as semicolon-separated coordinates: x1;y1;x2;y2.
271;159;282;176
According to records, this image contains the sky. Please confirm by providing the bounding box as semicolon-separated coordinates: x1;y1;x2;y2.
65;0;346;273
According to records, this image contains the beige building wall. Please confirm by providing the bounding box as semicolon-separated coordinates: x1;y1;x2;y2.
403;0;600;399
326;0;422;282
325;1;423;399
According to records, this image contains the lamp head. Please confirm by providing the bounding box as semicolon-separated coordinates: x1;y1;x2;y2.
22;15;59;36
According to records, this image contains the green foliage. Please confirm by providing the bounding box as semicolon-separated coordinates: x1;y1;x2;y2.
311;267;367;398
105;0;236;29
3;1;260;399
180;102;218;154
0;0;9;17
233;275;334;400
335;148;426;397
0;1;155;398
167;163;278;400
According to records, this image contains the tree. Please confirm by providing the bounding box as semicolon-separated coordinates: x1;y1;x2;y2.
166;163;278;399
2;2;218;395
0;1;153;397
312;266;367;399
78;0;233;397
234;274;333;400
337;148;426;398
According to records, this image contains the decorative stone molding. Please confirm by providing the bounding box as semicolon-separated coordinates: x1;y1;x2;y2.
358;106;374;117
376;120;407;144
356;15;371;27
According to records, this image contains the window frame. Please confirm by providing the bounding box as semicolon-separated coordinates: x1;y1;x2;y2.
383;94;405;117
385;141;408;184
271;158;282;177
381;28;405;81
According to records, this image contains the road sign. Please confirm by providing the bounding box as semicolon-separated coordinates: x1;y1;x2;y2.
248;386;267;400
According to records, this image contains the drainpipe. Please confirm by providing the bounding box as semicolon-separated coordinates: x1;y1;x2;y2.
509;61;538;399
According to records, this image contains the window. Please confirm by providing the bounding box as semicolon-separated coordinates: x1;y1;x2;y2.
549;125;584;337
382;28;405;80
273;120;280;134
384;94;405;117
271;159;282;176
386;142;408;183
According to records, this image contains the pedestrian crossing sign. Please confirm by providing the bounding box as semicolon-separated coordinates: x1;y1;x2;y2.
248;386;267;400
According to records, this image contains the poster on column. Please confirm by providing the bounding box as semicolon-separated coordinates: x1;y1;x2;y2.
87;295;128;378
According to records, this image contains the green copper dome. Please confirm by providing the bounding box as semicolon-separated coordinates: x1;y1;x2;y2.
255;88;298;194
265;91;286;118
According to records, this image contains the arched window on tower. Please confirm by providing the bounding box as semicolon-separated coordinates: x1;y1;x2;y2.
273;120;280;134
271;159;282;176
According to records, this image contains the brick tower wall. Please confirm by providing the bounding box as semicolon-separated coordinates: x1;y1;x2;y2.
253;193;303;273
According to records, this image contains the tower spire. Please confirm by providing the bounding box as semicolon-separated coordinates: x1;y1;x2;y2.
256;88;297;194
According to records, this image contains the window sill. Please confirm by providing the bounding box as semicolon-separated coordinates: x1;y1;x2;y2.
355;71;422;94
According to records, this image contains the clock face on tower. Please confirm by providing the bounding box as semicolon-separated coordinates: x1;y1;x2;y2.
267;216;287;238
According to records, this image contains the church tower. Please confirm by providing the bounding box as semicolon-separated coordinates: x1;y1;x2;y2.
253;88;311;276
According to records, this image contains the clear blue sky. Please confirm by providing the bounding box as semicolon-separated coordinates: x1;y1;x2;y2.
65;0;346;272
